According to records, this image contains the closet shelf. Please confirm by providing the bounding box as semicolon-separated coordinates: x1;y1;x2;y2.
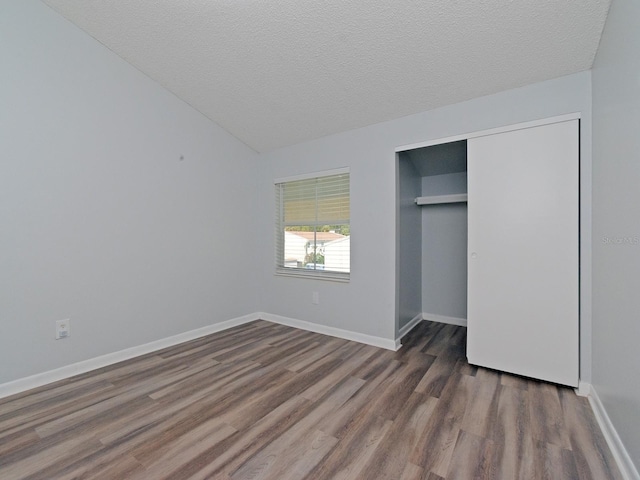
415;193;468;205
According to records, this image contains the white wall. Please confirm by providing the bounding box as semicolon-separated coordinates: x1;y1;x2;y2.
592;0;640;469
257;72;593;359
0;1;259;383
324;237;350;273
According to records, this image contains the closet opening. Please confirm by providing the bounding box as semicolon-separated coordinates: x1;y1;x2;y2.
396;140;468;338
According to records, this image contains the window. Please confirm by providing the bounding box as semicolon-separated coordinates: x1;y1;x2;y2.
275;169;350;281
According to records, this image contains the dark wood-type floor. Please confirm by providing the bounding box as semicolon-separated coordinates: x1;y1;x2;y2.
0;320;622;479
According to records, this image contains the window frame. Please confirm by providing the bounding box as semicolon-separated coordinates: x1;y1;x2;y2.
274;168;350;282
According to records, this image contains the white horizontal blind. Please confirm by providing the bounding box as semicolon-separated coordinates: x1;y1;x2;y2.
275;172;350;280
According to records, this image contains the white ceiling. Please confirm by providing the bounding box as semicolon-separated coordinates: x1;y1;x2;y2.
41;0;611;153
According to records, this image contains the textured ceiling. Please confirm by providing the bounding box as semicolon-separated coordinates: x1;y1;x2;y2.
41;0;611;152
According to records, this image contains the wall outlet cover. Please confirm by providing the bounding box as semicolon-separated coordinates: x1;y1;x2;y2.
56;319;70;340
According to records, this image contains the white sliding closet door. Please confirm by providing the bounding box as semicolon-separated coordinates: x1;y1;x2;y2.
467;120;579;386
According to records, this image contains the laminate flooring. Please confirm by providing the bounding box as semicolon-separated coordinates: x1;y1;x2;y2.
0;320;623;479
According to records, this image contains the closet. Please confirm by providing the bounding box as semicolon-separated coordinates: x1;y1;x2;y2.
397;140;469;330
396;116;579;387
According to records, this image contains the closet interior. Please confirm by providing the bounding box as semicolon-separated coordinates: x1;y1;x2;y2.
397;140;468;333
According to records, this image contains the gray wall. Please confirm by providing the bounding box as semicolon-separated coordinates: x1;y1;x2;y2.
396;155;422;331
421;173;468;320
257;72;593;352
592;0;640;468
0;1;597;395
0;1;259;383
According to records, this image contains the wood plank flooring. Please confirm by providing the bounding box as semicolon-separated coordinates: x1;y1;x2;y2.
0;320;623;479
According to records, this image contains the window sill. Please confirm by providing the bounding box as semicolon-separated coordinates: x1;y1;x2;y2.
274;269;350;283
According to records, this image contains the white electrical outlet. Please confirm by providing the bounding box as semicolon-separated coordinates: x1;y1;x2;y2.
312;291;320;305
56;319;70;339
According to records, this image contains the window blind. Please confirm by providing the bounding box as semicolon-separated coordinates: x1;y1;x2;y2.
275;171;350;281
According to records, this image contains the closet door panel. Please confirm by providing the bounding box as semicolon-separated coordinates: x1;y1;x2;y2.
467;120;579;386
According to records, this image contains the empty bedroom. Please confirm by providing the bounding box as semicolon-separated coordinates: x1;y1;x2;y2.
1;1;638;478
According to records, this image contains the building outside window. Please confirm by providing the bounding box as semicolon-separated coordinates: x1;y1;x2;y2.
275;169;350;281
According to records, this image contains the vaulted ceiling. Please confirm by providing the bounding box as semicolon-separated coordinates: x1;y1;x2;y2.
41;1;611;152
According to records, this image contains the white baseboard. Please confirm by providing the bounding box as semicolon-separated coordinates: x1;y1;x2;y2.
576;381;591;397
588;385;640;480
8;310;636;480
0;313;259;400
258;312;398;351
0;311;399;400
422;312;467;327
396;313;424;347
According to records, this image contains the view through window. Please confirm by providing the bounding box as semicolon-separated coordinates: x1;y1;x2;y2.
275;170;350;280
